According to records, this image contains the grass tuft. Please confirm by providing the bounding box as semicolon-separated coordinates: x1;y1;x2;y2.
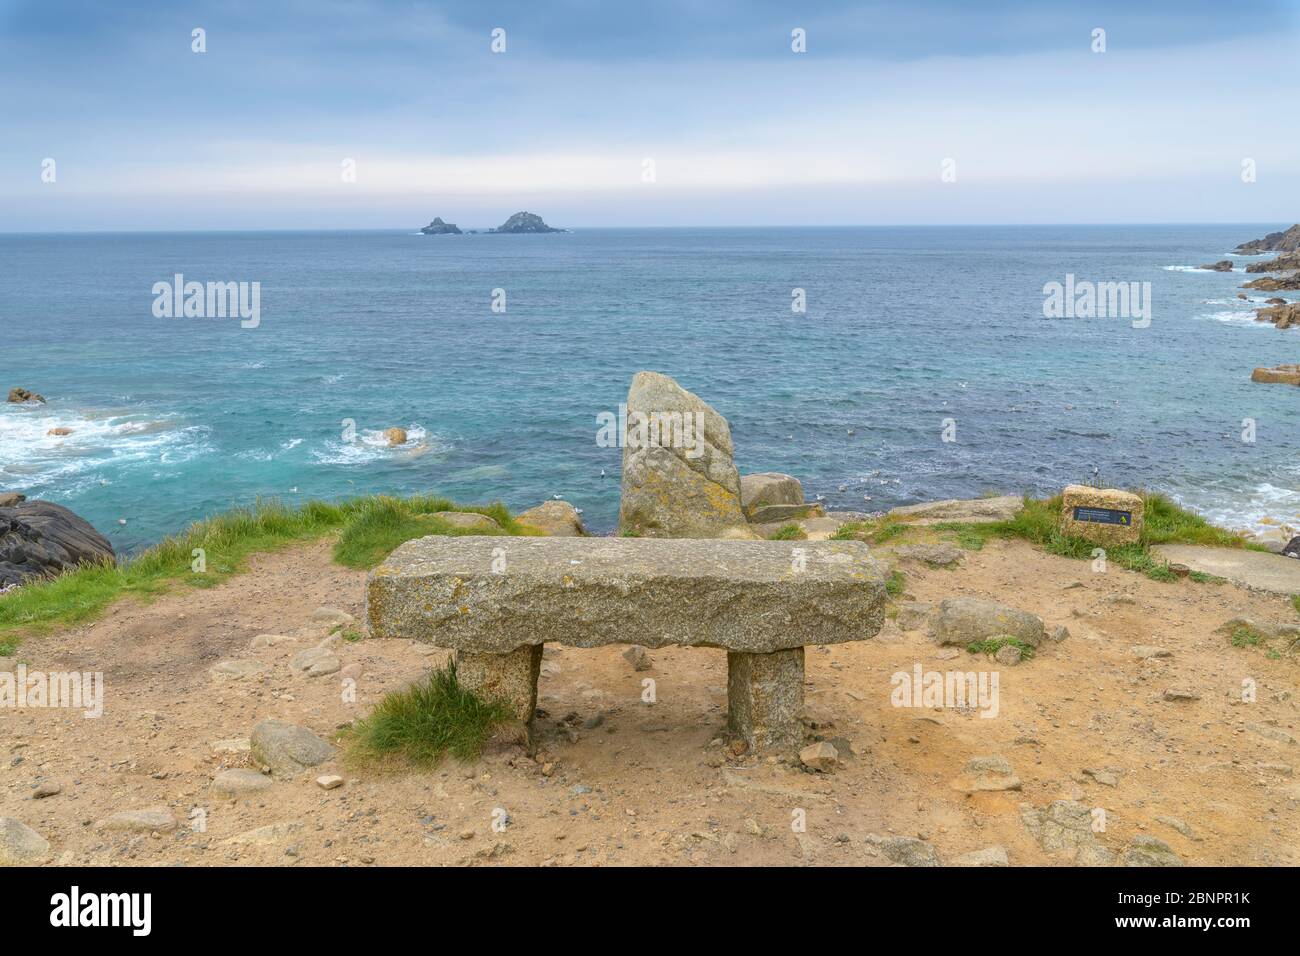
0;494;527;654
967;635;1036;660
767;523;806;541
344;663;514;767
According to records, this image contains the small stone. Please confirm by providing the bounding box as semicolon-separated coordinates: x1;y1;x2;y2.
1083;768;1118;787
0;817;50;864
208;659;264;680
622;645;653;671
1123;835;1184;867
1245;723;1296;745
874;835;939;867
221;821;302;846
952;846;1009;867
212;738;251;754
311;607;354;625
994;644;1022;666
1162;688;1200;702
249;719;336;776
316;775;344;790
212;769;273;796
250;633;296;648
1132;645;1172;659
799;741;839;773
289;646;342;678
97;809;178;833
952;756;1021;793
1154;815;1199;840
1048;625;1070;642
32;782;62;799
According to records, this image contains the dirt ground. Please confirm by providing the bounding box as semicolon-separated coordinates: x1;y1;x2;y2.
2;534;1297;867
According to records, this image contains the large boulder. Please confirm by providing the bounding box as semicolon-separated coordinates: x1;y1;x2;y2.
618;372;749;538
516;500;586;536
0;500;115;589
929;597;1046;647
6;387;44;404
740;472;804;518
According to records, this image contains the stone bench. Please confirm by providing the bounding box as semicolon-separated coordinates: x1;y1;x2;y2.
366;536;886;751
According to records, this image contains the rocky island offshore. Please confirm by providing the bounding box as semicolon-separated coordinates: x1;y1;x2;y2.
419;211;566;235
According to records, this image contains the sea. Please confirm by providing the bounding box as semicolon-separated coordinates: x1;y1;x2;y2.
2;224;1297;553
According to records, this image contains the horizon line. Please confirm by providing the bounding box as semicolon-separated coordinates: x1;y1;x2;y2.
0;220;1291;238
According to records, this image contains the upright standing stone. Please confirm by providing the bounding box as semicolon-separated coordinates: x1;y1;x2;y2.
728;648;805;751
1059;486;1143;546
455;646;543;721
618;371;749;538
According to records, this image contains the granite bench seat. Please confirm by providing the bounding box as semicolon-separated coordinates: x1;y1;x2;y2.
366;536;886;750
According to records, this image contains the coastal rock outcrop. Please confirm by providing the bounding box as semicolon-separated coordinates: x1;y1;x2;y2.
420;217;462;235
516;500;586;536
618;371;749;538
490;211;563;234
0;499;115;589
1243;274;1300;292
1254;301;1300;330
1245;251;1300;273
1200;260;1233;272
383;427;408;445
7;387;44;404
1251;364;1300;385
1234;224;1300;255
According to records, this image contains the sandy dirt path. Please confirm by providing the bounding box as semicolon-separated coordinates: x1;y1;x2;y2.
2;536;1297;866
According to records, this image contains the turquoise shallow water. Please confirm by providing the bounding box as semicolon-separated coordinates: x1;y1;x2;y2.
1;224;1297;552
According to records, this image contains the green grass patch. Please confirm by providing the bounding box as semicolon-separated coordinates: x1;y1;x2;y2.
885;569;906;597
1229;625;1269;649
343;663;514;767
1292;595;1300;617
767;523;806;541
331;496;527;570
830;519;907;544
0;494;528;653
967;635;1036;660
933;492;1253;584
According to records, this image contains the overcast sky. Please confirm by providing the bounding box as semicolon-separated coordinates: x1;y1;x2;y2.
2;0;1297;230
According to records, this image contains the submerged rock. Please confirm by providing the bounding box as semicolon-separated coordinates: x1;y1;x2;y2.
1199;260;1233;272
0;500;115;589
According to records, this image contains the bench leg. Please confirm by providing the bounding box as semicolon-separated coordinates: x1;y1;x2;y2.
727;647;805;752
455;645;543;722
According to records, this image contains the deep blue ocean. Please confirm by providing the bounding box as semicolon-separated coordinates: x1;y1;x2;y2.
2;225;1297;552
